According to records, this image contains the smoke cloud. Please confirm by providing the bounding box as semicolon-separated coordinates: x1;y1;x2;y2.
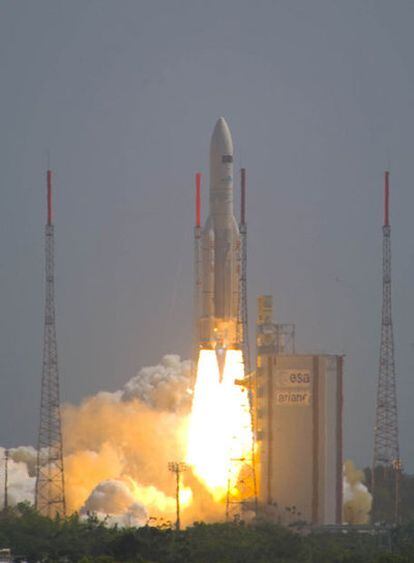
0;446;36;507
343;459;372;524
82;479;148;527
62;354;195;522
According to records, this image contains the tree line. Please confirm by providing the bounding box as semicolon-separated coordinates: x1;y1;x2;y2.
1;502;414;562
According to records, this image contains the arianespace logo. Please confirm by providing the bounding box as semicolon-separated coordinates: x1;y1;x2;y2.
221;176;232;183
275;391;311;406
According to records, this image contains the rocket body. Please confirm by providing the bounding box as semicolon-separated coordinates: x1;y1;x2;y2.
199;118;240;348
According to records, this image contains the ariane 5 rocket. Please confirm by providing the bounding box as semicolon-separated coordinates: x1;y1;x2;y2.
195;117;243;351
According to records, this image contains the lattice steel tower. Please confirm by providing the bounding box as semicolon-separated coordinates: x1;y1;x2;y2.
239;168;250;374
226;168;258;521
35;169;66;517
372;171;401;521
193;172;202;381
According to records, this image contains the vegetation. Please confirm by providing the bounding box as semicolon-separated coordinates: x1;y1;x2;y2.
365;468;414;523
1;502;414;562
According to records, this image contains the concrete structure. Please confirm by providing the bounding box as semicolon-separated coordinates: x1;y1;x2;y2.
255;296;343;525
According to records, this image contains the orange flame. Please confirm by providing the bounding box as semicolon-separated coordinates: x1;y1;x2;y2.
128;477;193;513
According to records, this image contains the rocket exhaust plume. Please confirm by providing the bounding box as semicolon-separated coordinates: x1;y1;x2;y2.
186;349;252;502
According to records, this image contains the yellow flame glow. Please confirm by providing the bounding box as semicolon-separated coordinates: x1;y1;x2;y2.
128;477;193;513
186;349;253;502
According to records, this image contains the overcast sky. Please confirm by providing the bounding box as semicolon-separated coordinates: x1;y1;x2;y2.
0;1;413;471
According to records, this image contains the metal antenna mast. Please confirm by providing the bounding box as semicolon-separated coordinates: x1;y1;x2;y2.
3;450;9;513
193;173;202;380
239;168;250;373
372;171;401;522
35;169;66;517
168;462;187;530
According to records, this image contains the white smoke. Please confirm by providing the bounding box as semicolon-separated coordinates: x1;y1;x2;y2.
0;447;36;506
9;445;38;476
82;480;148;527
121;354;192;411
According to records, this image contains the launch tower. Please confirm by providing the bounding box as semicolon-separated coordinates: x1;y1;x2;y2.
372;171;401;522
35;170;66;517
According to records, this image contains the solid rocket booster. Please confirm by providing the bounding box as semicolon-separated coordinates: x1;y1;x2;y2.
199;117;240;348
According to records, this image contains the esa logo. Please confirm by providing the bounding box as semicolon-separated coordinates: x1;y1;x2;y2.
289;372;310;384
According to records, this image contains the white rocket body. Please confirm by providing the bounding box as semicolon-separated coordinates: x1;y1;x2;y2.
200;118;240;348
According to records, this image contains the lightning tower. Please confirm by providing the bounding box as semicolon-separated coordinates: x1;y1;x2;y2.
35;169;66;517
372;170;401;522
226;168;258;521
239;168;250;373
193;172;202;380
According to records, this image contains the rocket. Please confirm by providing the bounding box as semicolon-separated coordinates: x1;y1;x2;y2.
197;117;241;350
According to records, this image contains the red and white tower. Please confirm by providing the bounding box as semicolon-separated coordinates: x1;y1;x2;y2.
35;169;66;517
372;171;401;522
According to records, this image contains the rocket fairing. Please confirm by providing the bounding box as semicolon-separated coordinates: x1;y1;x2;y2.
199;117;241;349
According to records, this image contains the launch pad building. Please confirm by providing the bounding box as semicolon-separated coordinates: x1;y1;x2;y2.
255;296;343;525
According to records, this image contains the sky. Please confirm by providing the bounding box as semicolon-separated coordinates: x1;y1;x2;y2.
0;0;413;471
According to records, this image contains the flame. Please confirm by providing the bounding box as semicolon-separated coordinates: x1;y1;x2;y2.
186;349;253;502
128;477;193;513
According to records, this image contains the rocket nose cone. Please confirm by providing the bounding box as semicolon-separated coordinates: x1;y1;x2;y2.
210;117;233;156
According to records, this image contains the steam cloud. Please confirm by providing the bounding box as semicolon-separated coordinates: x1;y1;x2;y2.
0;355;199;525
343;459;372;524
82;480;148;527
0;446;36;506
